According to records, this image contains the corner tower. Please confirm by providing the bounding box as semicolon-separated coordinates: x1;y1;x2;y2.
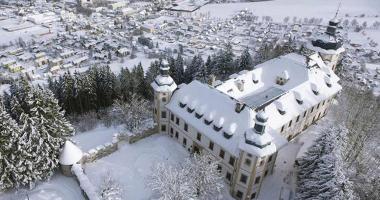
308;8;345;71
150;60;177;134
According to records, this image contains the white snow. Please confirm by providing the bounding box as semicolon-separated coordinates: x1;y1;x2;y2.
195;0;380;22
71;125;124;152
72;164;100;200
59;141;83;165
84;134;188;200
0;173;85;200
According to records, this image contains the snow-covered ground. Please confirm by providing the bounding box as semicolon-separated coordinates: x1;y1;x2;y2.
0;173;84;200
71;124;124;152
195;0;380;22
84;134;188;200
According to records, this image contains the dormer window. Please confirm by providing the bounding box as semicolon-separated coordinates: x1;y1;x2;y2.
223;132;233;139
325;76;332;88
275;101;286;115
252;73;258;84
179;102;186;108
311;83;319;95
276;70;290;85
204;119;213;125
213;125;222;132
187;107;194;113
294;91;303;105
195;112;203;119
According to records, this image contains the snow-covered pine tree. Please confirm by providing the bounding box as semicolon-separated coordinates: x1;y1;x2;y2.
62;71;76;114
118;67;133;102
173;54;185;84
296;125;356;200
13;113;48;189
0;103;22;191
238;47;253;71
132;62;150;99
184;55;204;83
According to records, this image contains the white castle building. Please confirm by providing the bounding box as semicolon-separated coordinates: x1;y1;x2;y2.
151;20;343;200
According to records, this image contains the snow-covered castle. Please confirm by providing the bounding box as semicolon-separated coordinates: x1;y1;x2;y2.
151;19;343;200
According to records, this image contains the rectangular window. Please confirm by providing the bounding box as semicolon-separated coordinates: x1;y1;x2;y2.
171;114;174;121
161;111;166;118
317;103;320;109
240;174;248;184
245;158;251;166
303;110;307;117
183;138;187;146
161;125;166;132
217;164;222;172
226;172;232;181
236;190;243;199
251;193;256;199
176;117;179;125
268;155;273;162
219;149;225;159
311;106;314;113
184;123;188;132
197;132;201;141
255;176;261;184
175;131;178;139
170;127;173;134
281;125;285;133
229;156;235;166
209;141;214;150
264;170;268;177
288;120;292;128
296;115;300;122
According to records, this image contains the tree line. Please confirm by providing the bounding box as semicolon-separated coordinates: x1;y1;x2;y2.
0;78;73;191
46;41;294;117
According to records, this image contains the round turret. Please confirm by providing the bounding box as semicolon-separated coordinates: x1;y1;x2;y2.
59;140;83;176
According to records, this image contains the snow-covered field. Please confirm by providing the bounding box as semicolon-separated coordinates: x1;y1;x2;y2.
195;0;380;22
0;173;84;200
84;134;188;200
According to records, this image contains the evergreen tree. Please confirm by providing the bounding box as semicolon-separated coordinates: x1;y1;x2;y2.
173;54;185;84
62;72;75;114
184;55;205;83
118;67;133;102
296;125;355;200
238;47;253;71
132;63;150;99
0;103;22;191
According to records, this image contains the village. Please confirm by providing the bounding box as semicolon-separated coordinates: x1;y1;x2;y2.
0;0;378;95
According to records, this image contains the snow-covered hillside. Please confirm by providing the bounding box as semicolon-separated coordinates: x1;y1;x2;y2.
196;0;380;22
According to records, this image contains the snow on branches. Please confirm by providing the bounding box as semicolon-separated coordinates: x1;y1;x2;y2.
296;125;356;200
148;152;224;200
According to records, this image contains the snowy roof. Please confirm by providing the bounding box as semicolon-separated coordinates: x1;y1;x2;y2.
167;53;341;157
151;75;177;93
59;141;83;165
